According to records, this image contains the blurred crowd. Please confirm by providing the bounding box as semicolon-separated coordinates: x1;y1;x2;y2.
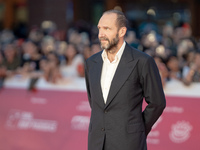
0;19;200;90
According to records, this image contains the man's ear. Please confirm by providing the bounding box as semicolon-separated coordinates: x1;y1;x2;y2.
119;27;127;38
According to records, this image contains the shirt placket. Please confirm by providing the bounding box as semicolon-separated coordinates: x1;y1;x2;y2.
104;61;115;103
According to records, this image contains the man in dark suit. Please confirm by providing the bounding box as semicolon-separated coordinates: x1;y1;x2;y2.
85;9;166;150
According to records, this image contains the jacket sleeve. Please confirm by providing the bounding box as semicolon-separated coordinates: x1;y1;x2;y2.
84;60;92;108
141;56;166;136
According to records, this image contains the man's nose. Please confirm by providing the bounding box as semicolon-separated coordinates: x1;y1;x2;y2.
98;30;105;38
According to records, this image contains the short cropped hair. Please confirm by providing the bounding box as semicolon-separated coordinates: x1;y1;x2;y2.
103;9;128;30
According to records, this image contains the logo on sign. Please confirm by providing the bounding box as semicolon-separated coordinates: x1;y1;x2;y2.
71;115;90;130
76;101;91;112
5;110;58;133
169;121;193;143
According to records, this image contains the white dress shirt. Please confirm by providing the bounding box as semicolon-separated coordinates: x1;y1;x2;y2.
101;41;126;103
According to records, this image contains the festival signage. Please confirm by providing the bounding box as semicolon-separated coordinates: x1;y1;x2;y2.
0;88;199;150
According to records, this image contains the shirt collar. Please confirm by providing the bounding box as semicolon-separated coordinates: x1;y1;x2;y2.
101;41;126;63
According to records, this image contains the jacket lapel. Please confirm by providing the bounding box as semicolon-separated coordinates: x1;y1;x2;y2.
105;45;138;109
90;53;105;108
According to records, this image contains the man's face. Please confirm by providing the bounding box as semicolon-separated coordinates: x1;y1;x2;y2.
97;13;119;51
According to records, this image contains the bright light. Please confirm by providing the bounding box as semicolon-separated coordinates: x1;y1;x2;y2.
147;32;156;42
156;45;165;55
147;8;156;16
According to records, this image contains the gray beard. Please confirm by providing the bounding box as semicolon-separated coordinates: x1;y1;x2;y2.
100;34;119;51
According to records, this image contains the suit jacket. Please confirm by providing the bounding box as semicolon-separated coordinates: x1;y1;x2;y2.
85;43;166;150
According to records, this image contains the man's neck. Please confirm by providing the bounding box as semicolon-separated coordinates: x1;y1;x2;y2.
106;40;124;62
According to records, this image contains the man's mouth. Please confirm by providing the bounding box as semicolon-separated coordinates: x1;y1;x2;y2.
100;38;108;42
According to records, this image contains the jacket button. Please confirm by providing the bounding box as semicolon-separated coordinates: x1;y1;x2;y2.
101;128;105;131
104;110;108;114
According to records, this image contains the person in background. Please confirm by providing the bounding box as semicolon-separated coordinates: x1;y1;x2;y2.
181;50;195;80
40;52;62;84
183;51;200;85
83;45;91;60
20;41;41;75
41;35;56;57
161;23;174;50
176;39;195;68
60;43;84;78
28;28;44;46
154;55;169;87
166;55;182;81
2;44;21;77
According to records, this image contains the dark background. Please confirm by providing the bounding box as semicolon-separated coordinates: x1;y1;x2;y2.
1;0;200;39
